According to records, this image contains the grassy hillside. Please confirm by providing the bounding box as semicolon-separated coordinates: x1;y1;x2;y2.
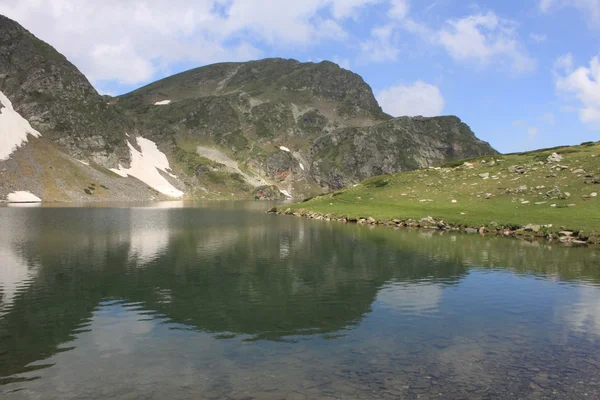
273;142;600;242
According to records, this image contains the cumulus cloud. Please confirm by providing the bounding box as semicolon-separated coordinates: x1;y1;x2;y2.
388;0;409;20
398;11;535;75
0;0;381;91
554;53;600;125
359;25;400;63
438;12;536;74
376;81;445;117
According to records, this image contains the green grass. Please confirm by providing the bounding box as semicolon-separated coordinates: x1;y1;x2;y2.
282;142;600;234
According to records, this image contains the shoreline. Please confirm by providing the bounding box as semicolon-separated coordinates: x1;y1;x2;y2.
268;207;599;246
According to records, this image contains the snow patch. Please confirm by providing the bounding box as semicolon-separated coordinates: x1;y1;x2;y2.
154;100;172;105
109;167;128;178
77;159;90;166
0;90;42;161
280;146;291;152
299;163;305;171
110;137;184;198
7;191;42;203
280;189;292;198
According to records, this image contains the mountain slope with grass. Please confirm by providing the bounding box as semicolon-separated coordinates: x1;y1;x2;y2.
1;14;497;202
272;142;600;244
114;58;497;199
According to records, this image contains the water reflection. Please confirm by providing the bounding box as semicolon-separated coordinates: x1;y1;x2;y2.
0;204;599;399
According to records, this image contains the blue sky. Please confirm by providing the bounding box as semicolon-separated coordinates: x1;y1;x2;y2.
1;0;599;153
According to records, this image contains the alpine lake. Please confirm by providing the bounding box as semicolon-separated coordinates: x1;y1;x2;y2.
1;202;599;399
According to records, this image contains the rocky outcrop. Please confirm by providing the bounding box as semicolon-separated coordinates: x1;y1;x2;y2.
309;116;496;190
0;14;131;167
253;185;285;200
116;59;496;198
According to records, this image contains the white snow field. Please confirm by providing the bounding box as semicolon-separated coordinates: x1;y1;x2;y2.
110;137;184;198
0;90;42;161
7;191;42;203
154;100;172;105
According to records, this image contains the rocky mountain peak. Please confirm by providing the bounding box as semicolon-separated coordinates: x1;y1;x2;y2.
0;14;131;166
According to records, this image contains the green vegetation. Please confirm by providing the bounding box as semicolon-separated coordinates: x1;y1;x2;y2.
279;142;600;235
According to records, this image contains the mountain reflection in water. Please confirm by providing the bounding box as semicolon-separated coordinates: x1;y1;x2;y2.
1;202;599;399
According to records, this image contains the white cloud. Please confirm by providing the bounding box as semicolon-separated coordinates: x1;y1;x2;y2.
359;24;400;63
438;12;536;74
376;81;445;117
539;0;600;23
530;33;547;43
0;0;380;90
555;54;600;125
388;0;409;20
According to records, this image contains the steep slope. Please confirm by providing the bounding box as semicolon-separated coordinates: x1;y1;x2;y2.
116;59;497;198
0;15;186;202
0;14;130;165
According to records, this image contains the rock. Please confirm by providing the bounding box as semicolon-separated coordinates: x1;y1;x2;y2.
524;224;541;233
508;165;527;174
451;199;457;203
572;169;585;174
547;152;563;163
534;201;547;205
420;216;436;225
550;204;557;207
559;231;573;237
564;192;571;198
253;185;285;200
516;185;528;193
592;192;598;197
585;177;600;184
367;217;377;224
546;186;563;198
484;193;493;199
521;201;530;204
465;228;478;234
479;173;489;179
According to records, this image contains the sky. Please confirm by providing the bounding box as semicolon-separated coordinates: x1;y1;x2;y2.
1;0;599;153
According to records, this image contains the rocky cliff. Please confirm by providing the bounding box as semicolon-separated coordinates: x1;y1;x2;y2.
0;14;497;202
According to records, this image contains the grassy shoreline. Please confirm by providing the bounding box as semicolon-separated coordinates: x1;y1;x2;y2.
271;142;600;245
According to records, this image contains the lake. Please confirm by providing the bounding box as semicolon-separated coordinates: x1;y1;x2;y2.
1;202;599;399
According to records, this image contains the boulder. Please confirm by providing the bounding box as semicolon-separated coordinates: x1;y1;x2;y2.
547;152;563;163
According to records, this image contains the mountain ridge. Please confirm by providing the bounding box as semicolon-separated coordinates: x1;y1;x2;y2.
0;14;497;202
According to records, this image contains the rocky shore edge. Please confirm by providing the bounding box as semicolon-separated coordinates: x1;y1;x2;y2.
268;207;600;246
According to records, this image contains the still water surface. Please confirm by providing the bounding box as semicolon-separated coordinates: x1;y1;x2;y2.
1;202;599;399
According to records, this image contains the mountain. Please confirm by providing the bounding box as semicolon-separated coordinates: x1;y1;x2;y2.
0;14;497;203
